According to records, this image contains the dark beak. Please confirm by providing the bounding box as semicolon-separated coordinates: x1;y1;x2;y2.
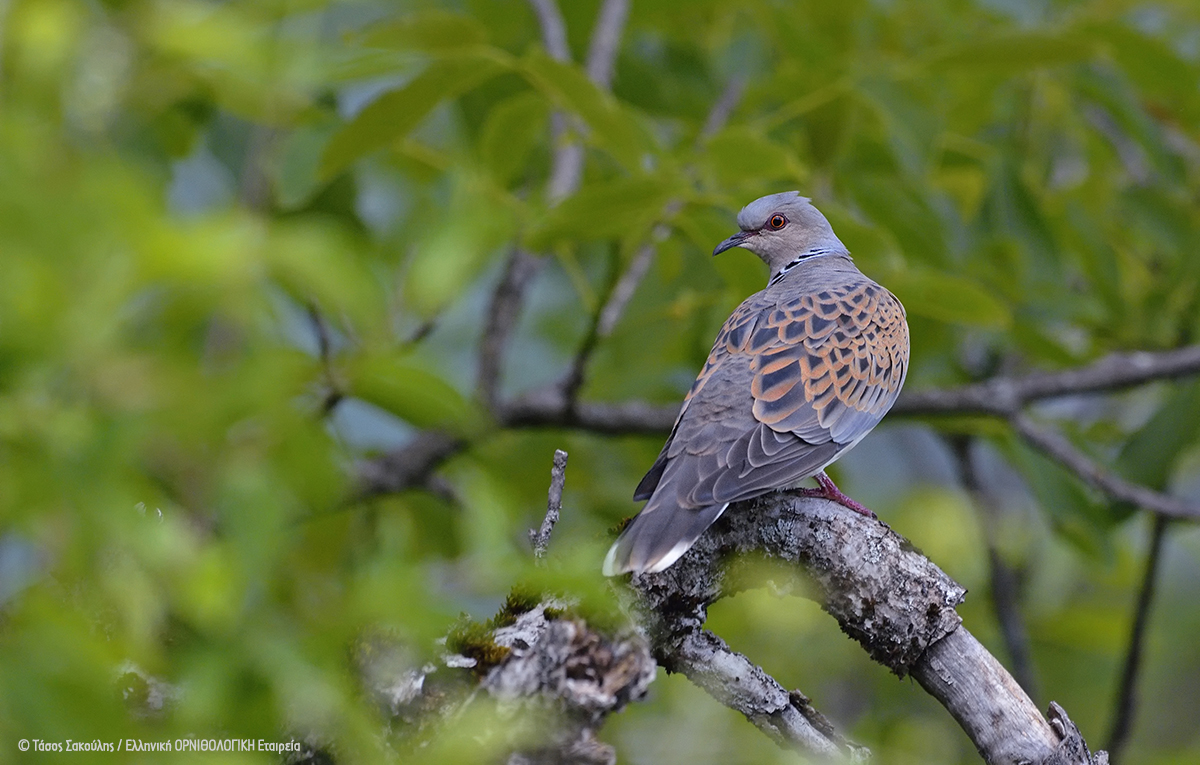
712;230;755;256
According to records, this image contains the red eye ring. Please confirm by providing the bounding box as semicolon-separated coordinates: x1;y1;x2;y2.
768;214;787;230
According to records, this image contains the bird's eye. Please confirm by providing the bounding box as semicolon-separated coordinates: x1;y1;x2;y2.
768;214;787;230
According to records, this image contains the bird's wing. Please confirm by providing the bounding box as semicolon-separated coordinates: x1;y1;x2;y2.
654;279;908;508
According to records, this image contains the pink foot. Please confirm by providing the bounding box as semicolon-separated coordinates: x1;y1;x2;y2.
797;471;877;518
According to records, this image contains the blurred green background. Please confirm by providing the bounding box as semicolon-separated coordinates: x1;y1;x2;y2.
2;0;1200;762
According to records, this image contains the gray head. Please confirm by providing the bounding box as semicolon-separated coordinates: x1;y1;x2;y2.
712;191;850;278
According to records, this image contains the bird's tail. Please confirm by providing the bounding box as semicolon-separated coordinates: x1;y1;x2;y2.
602;500;728;576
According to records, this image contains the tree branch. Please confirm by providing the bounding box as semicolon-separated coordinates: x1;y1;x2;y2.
530;449;568;558
893;346;1200;417
353;431;464;499
527;0;570;61
584;0;629;89
1105;513;1170;760
558;77;746;404
951;435;1039;698
365;343;1200;509
629;492;1106;764
699;76;745;141
478;249;542;411
662;628;850;759
366;602;656;765
1010;413;1200;520
481;0;632;413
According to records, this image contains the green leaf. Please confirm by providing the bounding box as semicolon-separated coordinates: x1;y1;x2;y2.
526;175;675;250
403;175;517;317
1005;437;1113;559
520;51;649;168
479;92;550;187
701;126;807;187
847;174;947;264
927;32;1097;72
1083;21;1200;124
270;123;339;210
319;55;509;180
348;353;471;431
266;221;381;326
360;10;489;53
885;268;1010;328
1116;381;1200;491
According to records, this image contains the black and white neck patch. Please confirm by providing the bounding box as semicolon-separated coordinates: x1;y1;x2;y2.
769;248;847;286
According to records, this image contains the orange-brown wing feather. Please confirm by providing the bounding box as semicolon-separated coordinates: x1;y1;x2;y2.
749;281;908;446
636;281;907;507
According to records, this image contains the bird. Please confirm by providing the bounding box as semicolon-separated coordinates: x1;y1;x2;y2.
603;191;909;577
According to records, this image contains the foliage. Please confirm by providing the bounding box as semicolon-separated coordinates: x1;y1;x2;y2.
2;0;1200;762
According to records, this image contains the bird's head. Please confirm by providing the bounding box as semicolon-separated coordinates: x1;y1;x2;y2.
712;191;849;277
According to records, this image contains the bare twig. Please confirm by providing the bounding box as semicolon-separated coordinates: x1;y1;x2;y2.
536;0;629;203
530;449;568;558
1083;104;1152;186
561;211;677;404
527;0;570;61
584;0;629;89
700;76;746;140
477;249;541;411
558;76;747;403
502;344;1200;435
596;238;658;340
951;435;1039;699
480;0;632;409
354;431;465;498
499;390;677;433
307;304;343;415
1010;413;1200;520
894;346;1200;417
547;123;586;204
1106;513;1170;761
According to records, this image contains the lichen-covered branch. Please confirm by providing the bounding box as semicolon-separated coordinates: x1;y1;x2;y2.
530;449;569;558
627;492;1107;765
362;600;655;765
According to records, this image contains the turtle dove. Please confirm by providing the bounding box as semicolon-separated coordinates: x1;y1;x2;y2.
603;192;909;576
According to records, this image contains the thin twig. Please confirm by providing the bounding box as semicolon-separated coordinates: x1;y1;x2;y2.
527;0;580;203
1106;513;1171;761
894;346;1200;417
546;127;586;204
584;0;629;89
557;76;747;404
353;431;465;499
1010;413;1200;520
596;240;657;339
950;435;1039;699
307;304;343;415
560;212;676;405
477;249;541;411
530;449;568;558
700;76;746;140
526;0;570;61
479;0;631;410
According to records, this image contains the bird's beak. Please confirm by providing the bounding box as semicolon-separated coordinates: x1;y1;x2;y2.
712;230;755;257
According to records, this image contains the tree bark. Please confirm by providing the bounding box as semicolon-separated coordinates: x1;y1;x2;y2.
626;492;1107;765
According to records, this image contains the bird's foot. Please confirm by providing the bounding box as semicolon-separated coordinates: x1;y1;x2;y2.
796;471;877;519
